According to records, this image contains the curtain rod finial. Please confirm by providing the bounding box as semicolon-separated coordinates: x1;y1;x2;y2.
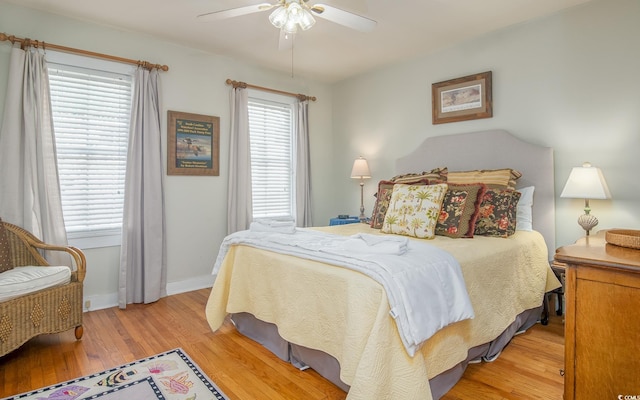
226;79;248;89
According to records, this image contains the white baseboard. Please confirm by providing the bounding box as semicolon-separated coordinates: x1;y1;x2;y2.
83;292;118;312
166;274;215;296
83;274;216;312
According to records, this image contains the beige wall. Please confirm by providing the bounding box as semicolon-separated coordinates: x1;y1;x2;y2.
331;0;640;250
0;2;337;308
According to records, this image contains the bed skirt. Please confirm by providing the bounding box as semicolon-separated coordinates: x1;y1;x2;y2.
231;306;542;399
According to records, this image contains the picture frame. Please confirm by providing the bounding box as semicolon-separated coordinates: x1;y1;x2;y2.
167;111;220;176
432;71;492;124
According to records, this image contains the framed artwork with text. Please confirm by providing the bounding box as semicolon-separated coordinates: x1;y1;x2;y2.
167;111;220;176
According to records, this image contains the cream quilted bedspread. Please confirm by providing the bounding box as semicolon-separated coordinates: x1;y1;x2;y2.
205;224;560;400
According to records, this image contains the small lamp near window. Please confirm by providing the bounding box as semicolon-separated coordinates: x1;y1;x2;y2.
560;162;612;236
351;157;371;222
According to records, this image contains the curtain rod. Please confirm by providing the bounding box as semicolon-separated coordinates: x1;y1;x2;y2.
0;32;169;72
226;79;316;102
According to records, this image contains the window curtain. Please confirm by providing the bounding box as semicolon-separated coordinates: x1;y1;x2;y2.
0;47;68;265
295;99;312;227
118;67;167;309
227;87;252;234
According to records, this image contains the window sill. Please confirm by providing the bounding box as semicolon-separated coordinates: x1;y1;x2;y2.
67;231;121;249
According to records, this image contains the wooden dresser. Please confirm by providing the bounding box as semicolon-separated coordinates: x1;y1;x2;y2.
555;231;640;400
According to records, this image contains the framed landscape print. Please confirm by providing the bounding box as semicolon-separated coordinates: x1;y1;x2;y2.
167;111;220;176
432;71;493;124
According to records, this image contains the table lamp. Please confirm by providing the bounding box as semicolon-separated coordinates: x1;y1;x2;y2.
351;157;371;222
560;162;611;235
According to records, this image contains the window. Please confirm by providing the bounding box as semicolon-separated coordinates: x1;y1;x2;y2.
247;93;295;220
47;52;133;248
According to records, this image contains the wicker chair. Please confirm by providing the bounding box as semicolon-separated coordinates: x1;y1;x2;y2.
0;220;86;356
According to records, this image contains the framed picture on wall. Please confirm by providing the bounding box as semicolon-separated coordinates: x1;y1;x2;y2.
432;71;492;124
167;111;220;176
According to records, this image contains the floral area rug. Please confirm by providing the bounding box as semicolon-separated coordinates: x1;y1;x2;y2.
3;348;228;400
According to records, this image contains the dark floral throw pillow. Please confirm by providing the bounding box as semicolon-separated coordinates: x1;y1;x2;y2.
473;188;522;237
436;183;486;238
370;183;395;229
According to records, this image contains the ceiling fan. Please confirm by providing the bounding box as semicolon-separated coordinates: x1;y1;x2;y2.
197;0;377;46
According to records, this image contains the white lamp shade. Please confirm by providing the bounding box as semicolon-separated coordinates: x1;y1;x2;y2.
560;162;611;199
350;157;371;179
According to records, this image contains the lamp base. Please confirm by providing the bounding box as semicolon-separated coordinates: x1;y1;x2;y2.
358;206;366;222
358;181;366;222
578;213;598;236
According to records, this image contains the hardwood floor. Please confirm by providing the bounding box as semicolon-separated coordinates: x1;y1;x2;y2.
0;289;564;399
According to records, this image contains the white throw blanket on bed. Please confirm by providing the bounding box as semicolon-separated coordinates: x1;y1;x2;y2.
212;228;475;357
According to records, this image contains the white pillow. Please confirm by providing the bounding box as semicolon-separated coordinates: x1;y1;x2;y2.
516;186;534;231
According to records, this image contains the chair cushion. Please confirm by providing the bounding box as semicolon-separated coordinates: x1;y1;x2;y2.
0;265;71;302
0;219;13;273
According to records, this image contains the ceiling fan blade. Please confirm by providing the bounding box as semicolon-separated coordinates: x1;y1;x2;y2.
197;3;275;22
278;29;294;51
310;4;376;32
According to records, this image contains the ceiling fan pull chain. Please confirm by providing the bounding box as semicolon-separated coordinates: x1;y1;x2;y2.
291;34;295;78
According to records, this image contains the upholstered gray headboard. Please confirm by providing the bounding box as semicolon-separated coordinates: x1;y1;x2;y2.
396;129;555;260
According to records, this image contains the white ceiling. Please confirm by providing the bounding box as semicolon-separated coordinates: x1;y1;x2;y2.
7;0;593;83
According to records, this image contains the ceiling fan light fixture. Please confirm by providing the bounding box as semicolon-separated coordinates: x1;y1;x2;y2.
298;9;316;30
199;1;378;38
287;2;303;23
269;6;288;29
283;19;298;34
268;0;315;33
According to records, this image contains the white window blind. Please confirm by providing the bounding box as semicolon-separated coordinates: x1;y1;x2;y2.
48;63;132;241
248;97;294;219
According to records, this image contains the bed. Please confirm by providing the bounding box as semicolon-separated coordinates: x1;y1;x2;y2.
206;129;561;399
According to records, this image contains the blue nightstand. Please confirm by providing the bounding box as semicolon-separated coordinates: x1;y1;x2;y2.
329;216;360;226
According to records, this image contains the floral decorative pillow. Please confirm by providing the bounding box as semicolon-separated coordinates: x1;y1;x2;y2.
474;188;522;237
370;179;430;229
436;183;486;238
371;167;448;229
381;183;448;239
